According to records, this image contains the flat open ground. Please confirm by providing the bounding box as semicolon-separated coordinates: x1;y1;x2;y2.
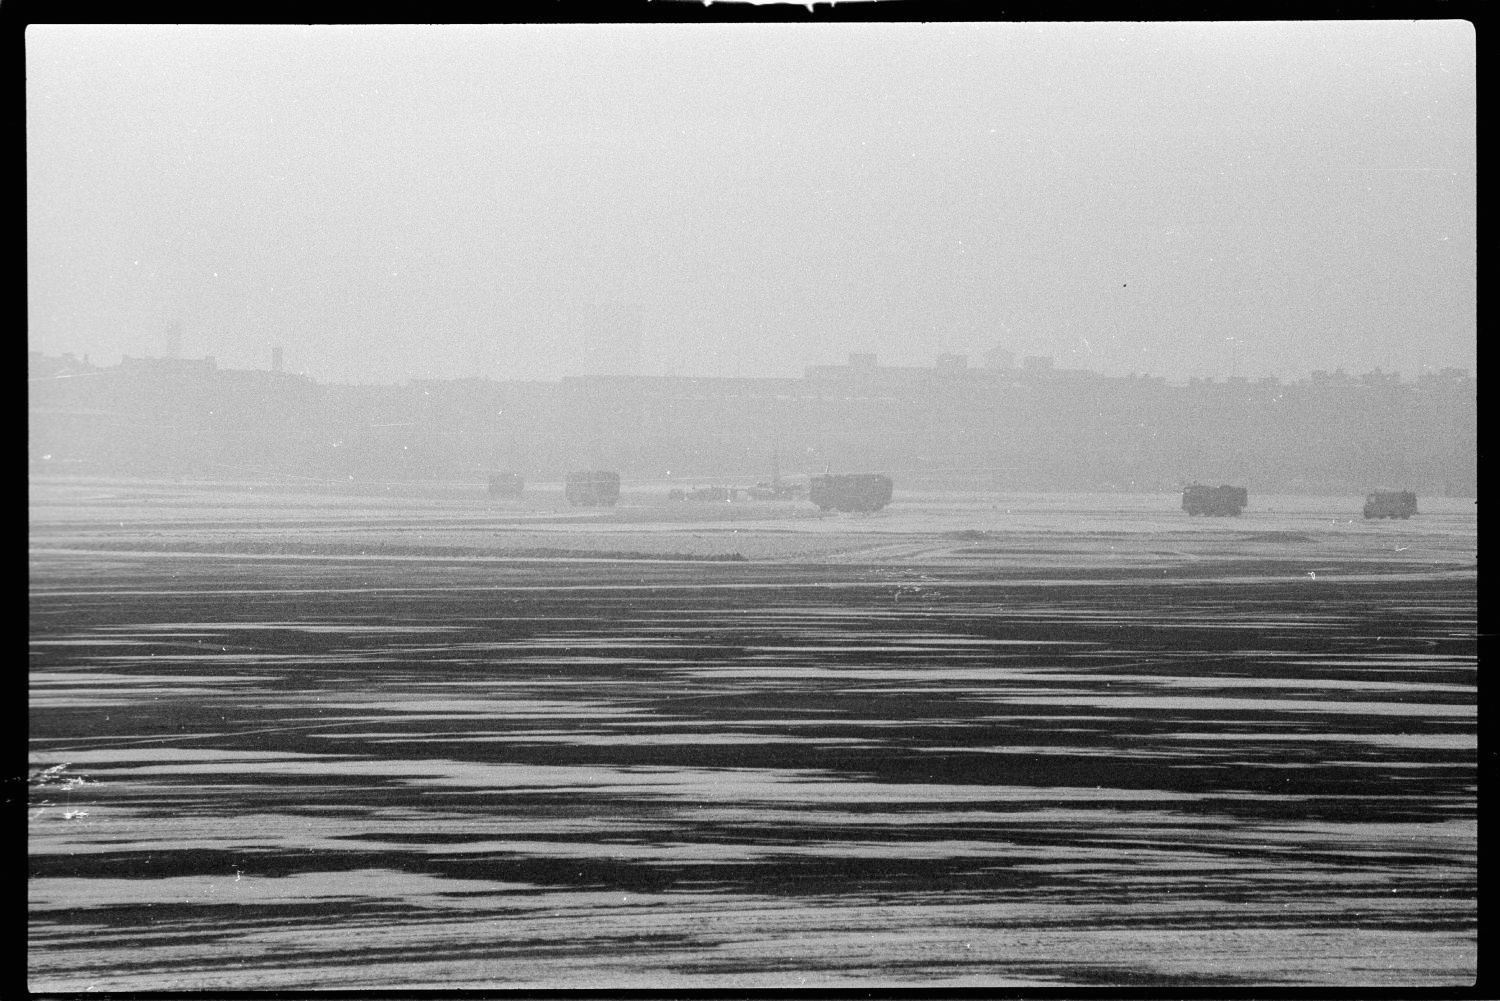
28;476;1477;988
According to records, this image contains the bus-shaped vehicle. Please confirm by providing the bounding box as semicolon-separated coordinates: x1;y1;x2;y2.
1182;483;1248;517
1363;490;1417;519
809;473;893;513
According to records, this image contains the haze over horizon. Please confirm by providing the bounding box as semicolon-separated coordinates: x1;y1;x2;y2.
27;22;1475;386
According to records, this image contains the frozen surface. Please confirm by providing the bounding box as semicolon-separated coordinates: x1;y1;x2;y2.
29;477;1476;988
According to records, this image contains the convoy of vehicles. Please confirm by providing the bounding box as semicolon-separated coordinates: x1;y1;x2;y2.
489;469;1417;521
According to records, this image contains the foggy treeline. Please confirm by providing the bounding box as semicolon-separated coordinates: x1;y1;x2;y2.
28;352;1476;497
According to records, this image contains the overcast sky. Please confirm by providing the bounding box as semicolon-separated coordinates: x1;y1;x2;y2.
27;22;1474;384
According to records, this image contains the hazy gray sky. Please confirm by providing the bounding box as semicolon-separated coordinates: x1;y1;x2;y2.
27;22;1474;384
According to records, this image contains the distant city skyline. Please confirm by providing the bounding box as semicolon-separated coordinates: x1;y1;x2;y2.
28;342;1470;389
27;23;1475;386
28;339;1477;497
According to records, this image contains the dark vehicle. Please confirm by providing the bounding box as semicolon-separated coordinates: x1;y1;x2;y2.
487;472;524;498
1182;483;1248;516
810;473;893;513
1364;490;1417;519
565;470;621;507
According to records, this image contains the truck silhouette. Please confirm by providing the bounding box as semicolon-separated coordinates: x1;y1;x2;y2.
1182;483;1248;516
564;470;621;507
1363;490;1417;519
809;473;893;513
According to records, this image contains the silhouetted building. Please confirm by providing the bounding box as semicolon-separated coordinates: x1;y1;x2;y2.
25;351;1477;497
